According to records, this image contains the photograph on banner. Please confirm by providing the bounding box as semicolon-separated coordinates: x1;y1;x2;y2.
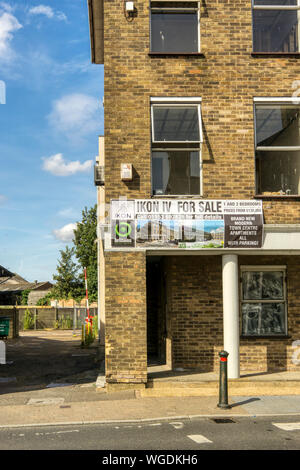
110;199;263;250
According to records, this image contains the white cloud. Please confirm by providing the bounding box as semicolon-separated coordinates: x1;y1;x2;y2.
53;223;77;242
48;93;101;138
0;11;22;61
0;194;6;204
29;5;67;22
0;2;14;13
42;153;93;176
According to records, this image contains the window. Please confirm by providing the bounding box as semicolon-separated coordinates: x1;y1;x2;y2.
150;1;200;53
151;98;203;195
254;98;300;195
241;266;287;336
252;1;300;53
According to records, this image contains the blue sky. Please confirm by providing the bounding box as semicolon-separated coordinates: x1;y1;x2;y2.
0;1;103;282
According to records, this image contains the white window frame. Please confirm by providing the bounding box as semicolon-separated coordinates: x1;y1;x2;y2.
254;97;300;194
252;1;300;53
150;97;203;196
240;265;288;337
252;1;300;11
254;97;300;150
150;1;201;53
151;98;203;144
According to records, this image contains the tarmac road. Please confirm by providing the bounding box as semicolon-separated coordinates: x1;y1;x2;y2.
1;415;300;451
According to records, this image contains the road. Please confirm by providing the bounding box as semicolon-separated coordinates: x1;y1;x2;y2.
1;415;300;452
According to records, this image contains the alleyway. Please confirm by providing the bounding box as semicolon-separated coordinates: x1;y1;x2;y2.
0;330;101;393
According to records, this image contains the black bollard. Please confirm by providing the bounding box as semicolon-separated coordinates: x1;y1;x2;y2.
217;350;231;409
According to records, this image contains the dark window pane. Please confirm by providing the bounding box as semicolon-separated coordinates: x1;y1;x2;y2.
152;151;200;195
253;10;299;52
254;1;297;5
242;271;284;300
242;302;286;336
255;106;300;146
256;150;300;194
151;12;198;53
153;106;200;141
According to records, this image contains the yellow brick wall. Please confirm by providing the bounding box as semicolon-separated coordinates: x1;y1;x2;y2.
102;1;300;381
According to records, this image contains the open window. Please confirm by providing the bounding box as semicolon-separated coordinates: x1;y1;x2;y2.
252;1;300;53
241;266;287;337
151;98;203;196
254;98;300;195
150;1;200;53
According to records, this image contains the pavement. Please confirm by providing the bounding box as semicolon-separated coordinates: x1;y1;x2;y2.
1;330;300;429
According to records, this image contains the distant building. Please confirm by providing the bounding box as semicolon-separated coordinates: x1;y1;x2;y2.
0;265;52;305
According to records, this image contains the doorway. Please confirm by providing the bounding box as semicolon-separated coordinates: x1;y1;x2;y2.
146;256;168;366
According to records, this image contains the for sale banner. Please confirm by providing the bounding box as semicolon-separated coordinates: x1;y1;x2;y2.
110;199;263;249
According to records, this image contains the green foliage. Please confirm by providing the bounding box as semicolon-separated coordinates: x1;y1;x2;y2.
81;317;98;347
36;289;55;306
54;315;73;329
23;308;34;330
73;206;98;303
51;205;98;304
52;246;84;300
21;289;31;305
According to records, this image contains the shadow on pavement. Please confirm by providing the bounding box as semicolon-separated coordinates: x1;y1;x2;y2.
0;330;102;395
230;397;261;408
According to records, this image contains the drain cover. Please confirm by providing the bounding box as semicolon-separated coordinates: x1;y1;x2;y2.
212;418;236;424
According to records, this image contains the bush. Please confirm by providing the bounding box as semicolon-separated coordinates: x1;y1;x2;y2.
81;316;98;347
21;289;31;305
54;315;73;329
23;309;34;330
37;290;54;306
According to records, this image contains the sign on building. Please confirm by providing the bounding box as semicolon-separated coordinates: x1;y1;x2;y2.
110;199;263;250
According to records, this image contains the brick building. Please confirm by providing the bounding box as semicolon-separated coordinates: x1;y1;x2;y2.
88;0;300;388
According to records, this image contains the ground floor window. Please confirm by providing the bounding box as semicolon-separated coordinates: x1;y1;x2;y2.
240;266;287;336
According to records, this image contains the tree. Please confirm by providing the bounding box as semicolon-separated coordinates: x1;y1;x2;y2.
73;205;98;302
52;246;83;300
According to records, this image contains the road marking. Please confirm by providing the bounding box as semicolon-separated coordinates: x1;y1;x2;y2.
187;434;213;444
27;398;65;406
35;430;79;436
273;422;300;431
170;422;184;430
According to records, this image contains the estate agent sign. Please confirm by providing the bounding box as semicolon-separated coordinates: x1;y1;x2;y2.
110;199;263;250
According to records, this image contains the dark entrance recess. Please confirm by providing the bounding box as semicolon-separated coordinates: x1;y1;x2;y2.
146;256;167;366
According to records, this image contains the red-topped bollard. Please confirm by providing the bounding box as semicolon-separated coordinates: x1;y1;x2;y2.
217;350;231;409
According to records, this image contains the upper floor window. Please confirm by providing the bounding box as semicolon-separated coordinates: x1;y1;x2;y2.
254;98;300;195
150;1;200;53
252;1;300;53
151;97;203;195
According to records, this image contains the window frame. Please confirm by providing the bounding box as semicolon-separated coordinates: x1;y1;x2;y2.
150;97;203;197
149;1;201;54
240;265;288;338
254;97;300;196
252;0;300;54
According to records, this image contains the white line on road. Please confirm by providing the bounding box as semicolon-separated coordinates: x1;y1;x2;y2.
35;430;79;436
273;422;300;431
170;422;184;429
187;434;213;444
